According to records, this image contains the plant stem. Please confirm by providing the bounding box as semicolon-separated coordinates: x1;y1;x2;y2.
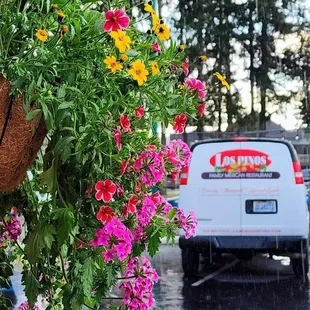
58;250;69;284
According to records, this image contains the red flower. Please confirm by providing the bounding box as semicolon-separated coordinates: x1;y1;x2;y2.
135;184;141;193
170;64;178;73
114;129;122;151
146;145;157;151
151;41;161;54
197;103;206;117
96;205;116;223
150;192;161;204
85;186;94;197
114;183;125;198
182;57;189;76
103;9;130;32
126;194;139;214
120;114;131;132
95;180;117;202
120;158;130;176
135;106;145;120
173;113;187;134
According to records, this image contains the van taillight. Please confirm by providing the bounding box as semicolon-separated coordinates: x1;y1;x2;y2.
180;167;189;185
293;161;304;184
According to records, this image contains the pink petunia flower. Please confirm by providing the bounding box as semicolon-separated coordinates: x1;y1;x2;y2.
185;77;206;99
114;129;122;151
103;9;130;32
182;57;189;76
151;41;161;54
135;106;145;120
120;114;131;132
95;180;116;202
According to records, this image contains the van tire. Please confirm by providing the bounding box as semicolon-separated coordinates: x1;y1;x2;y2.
182;248;199;275
292;242;309;277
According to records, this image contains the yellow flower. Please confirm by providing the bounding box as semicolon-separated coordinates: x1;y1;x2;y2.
178;45;185;52
178;84;184;90
151;12;160;29
199;55;208;62
110;30;131;53
52;4;59;10
58;11;65;22
128;60;149;86
62;25;69;33
104;56;123;73
144;3;155;14
154;23;170;41
214;72;230;90
151;61;160;76
120;53;129;62
36;29;48;42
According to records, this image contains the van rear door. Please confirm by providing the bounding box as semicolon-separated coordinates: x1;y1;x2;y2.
239;140;308;237
179;141;242;236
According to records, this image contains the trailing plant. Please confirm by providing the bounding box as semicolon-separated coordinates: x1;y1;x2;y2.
0;1;210;309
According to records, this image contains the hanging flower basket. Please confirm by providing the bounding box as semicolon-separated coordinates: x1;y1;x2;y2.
0;75;46;192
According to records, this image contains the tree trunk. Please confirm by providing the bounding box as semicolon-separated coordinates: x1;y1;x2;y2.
197;117;204;140
218;0;223;132
249;4;255;116
259;18;268;131
182;124;188;143
225;58;233;127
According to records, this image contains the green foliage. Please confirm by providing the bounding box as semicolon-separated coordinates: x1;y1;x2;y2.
0;0;202;309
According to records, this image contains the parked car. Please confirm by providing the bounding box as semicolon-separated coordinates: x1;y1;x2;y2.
302;168;310;190
178;137;309;277
164;174;180;189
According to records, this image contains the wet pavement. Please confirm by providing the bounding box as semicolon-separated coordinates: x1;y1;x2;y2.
151;245;310;310
5;244;310;309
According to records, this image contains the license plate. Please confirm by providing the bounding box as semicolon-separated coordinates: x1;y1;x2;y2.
253;201;277;213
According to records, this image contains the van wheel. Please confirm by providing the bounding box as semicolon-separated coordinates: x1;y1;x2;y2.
236;251;254;261
292;243;309;277
182;247;199;275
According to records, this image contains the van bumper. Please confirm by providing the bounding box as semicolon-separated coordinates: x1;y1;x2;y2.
179;236;308;253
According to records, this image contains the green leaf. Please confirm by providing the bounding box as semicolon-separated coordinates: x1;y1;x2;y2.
42;225;56;250
82;258;94;296
58;101;74;110
39;165;56;192
22;270;39;308
147;229;161;257
24;223;55;264
24;229;44;264
167;207;176;220
55;136;76;155
25;109;41;121
105;264;117;287
53;208;75;246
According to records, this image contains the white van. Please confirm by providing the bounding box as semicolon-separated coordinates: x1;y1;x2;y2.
178;138;309;277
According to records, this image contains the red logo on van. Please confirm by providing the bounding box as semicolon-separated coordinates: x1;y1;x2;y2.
209;149;271;173
202;149;280;180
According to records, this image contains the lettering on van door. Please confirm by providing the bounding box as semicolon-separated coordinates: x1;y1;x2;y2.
203;149;280;180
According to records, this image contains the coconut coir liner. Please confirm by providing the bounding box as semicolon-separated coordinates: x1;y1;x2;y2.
0;75;47;192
